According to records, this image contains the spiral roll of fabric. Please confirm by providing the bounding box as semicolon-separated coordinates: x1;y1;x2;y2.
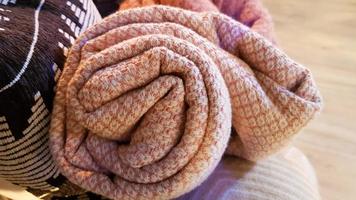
49;6;322;199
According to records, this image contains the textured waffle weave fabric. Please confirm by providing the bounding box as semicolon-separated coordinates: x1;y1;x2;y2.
119;0;276;43
49;5;322;199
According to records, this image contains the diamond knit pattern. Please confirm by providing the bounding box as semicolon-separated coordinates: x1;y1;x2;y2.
119;0;277;43
49;6;322;199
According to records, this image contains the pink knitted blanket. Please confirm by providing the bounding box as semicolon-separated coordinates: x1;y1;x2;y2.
49;6;322;199
119;0;276;43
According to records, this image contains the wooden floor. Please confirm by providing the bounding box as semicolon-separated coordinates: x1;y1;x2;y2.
263;0;356;199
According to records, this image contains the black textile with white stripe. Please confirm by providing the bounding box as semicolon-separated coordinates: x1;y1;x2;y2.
0;0;101;196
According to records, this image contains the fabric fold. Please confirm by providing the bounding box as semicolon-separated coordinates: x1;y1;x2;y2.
119;0;276;43
50;6;321;199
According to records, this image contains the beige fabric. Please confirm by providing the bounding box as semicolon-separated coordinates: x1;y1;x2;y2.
49;6;322;199
178;147;320;200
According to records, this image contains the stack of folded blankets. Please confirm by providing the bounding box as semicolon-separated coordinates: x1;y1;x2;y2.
0;0;322;199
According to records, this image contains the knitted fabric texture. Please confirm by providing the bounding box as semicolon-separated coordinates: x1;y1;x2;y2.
0;0;101;196
49;6;322;199
119;0;276;43
178;147;321;200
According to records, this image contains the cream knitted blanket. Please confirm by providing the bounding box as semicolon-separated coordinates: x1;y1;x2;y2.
49;6;322;199
178;147;321;200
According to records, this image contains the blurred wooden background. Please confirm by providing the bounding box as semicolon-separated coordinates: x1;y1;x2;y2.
263;0;356;199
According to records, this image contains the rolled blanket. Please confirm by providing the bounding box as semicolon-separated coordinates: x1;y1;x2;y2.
119;0;276;43
50;6;320;199
50;6;232;199
0;0;101;197
50;5;322;199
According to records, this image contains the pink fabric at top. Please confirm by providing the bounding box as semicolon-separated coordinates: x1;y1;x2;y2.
119;0;277;43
